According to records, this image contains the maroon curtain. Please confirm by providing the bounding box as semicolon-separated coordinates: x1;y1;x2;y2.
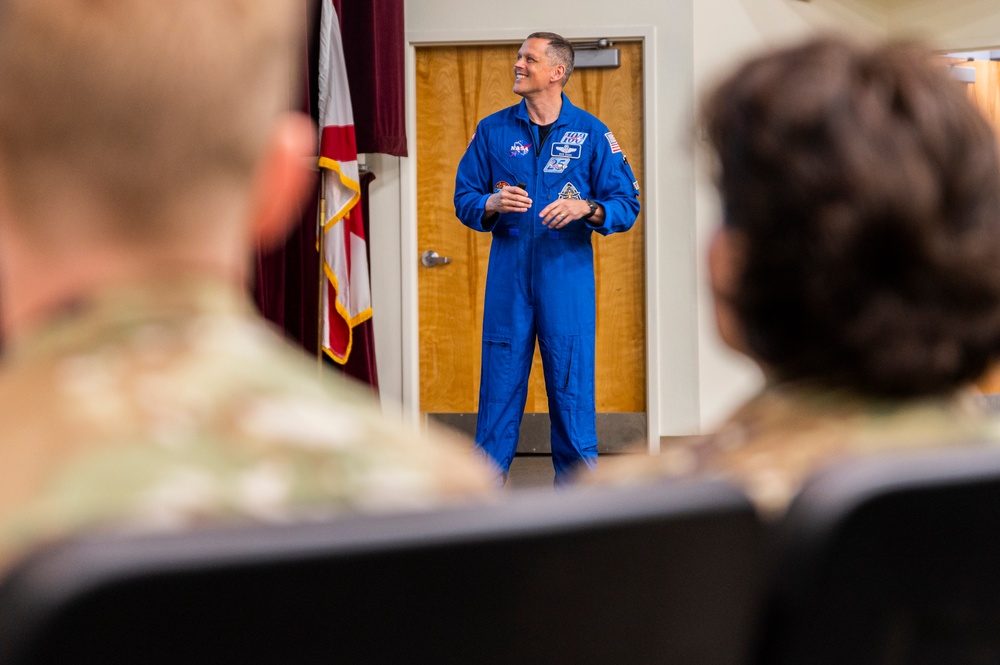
256;170;378;391
254;0;405;390
254;192;321;358
254;2;321;358
332;0;407;157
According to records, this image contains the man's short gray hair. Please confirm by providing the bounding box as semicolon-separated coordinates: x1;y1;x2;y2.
528;31;574;85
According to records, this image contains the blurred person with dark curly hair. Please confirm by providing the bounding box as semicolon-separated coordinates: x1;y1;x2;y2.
587;35;1000;514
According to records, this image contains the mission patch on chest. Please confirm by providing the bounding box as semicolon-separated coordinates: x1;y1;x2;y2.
544;157;570;173
558;182;582;200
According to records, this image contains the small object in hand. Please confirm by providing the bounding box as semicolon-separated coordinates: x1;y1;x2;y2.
516;182;527;190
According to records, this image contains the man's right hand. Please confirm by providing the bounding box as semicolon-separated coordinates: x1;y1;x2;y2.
485;185;532;215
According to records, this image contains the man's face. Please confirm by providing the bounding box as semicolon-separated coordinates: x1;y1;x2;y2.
513;38;557;98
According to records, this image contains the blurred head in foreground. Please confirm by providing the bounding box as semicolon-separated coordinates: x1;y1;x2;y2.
703;35;1000;397
0;0;492;568
0;0;315;337
588;35;1000;514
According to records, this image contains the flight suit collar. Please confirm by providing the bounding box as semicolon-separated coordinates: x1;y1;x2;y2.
513;92;577;128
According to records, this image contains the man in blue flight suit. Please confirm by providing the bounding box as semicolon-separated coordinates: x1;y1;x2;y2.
453;32;641;486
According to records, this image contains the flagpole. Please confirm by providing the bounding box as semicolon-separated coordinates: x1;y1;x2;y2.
316;168;327;375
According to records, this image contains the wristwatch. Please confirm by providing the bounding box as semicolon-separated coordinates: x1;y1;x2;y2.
582;199;599;220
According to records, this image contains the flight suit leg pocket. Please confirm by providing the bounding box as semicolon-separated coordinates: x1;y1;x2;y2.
481;336;515;404
541;334;588;410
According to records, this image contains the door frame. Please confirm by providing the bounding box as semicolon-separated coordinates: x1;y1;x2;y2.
401;26;662;453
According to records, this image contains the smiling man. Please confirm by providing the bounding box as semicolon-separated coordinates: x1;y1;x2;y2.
454;32;641;486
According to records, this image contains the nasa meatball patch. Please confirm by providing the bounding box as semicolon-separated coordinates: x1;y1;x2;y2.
509;140;531;158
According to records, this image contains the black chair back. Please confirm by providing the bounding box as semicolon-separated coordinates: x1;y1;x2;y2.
0;480;770;665
757;445;1000;665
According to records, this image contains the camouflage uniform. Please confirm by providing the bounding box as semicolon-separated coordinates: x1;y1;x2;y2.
0;279;494;568
587;382;1000;516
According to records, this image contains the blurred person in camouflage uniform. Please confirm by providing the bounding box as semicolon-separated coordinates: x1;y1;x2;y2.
0;0;493;569
587;35;1000;515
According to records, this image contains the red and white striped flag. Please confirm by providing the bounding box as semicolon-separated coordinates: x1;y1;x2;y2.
316;0;371;363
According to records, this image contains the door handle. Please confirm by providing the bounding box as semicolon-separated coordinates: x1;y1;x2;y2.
421;250;452;268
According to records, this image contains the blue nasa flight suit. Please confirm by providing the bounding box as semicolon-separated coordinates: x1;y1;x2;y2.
454;93;640;484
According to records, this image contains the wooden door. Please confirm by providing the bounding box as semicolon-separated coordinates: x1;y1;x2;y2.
416;41;646;449
961;59;1000;393
963;59;1000;137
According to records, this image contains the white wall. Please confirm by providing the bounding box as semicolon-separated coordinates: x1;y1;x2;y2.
368;0;932;441
362;153;406;422
889;0;1000;49
692;0;888;429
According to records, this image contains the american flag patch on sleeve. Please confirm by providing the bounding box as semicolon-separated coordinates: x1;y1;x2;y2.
605;131;621;153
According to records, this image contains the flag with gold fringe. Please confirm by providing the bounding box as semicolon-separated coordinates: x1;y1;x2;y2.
316;0;371;363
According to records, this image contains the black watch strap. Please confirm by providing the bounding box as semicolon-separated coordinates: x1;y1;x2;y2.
582;199;599;220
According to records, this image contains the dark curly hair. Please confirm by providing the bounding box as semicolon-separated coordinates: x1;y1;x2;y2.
701;35;1000;397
